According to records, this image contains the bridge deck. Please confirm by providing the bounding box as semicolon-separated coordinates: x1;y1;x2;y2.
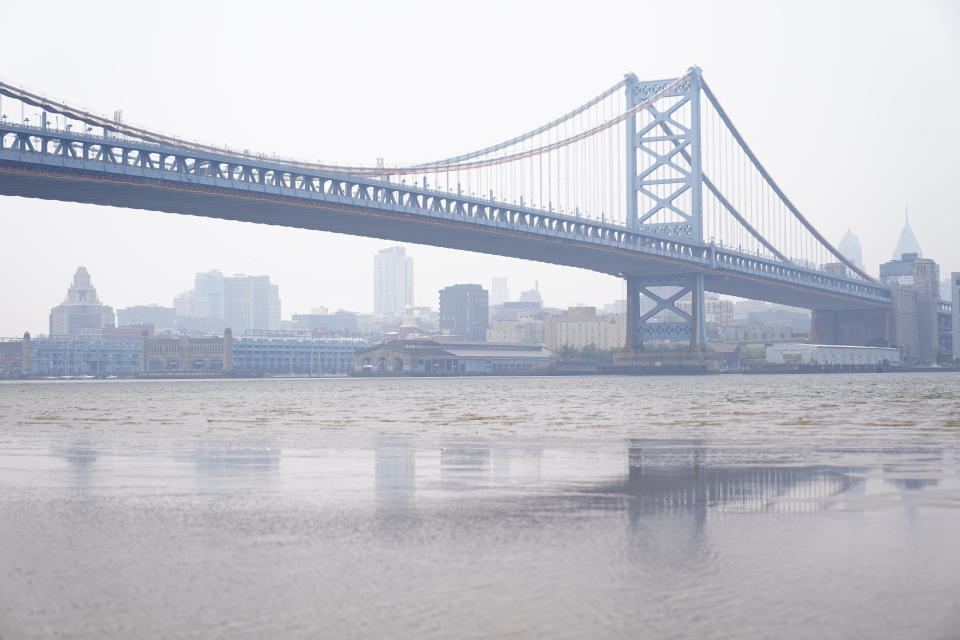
0;122;892;311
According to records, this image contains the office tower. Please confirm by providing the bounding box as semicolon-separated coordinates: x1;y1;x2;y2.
175;271;280;334
374;247;414;317
490;277;510;307
837;230;863;270
117;305;176;330
439;284;489;342
519;281;543;308
224;275;281;334
193;270;226;322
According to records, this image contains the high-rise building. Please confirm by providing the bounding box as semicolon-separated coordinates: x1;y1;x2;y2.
173;270;225;331
193;270;226;322
880;252;940;364
49;266;115;336
837;229;863;270
676;295;734;327
952;272;959;361
519;281;543;308
490;277;510;307
117;305;176;330
173;290;195;318
175;271;280;334
439;284;489;342
224;275;281;334
374;247;414;317
893;212;922;259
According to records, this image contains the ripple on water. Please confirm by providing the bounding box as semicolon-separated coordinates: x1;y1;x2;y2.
0;373;959;639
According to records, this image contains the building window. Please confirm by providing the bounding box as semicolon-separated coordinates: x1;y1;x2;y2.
166;360;179;370
192;359;204;370
210;359;223;370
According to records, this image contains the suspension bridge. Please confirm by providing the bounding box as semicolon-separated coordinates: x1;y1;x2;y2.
0;68;896;349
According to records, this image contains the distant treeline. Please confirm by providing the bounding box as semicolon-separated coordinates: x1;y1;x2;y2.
555;345;620;365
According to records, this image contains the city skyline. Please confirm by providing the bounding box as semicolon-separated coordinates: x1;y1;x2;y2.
0;222;947;338
3;257;561;337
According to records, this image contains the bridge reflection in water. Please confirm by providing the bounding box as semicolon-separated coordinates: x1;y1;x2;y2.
365;437;870;518
615;440;856;515
47;436;941;524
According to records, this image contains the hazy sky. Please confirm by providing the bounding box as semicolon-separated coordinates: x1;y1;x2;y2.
1;0;957;336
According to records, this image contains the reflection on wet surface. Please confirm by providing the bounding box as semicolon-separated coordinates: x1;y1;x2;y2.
0;374;959;638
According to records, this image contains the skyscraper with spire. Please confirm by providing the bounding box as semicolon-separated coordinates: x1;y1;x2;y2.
837;229;863;270
878;210;940;363
893;207;922;259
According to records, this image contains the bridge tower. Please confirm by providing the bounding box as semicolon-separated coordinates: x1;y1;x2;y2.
622;68;707;353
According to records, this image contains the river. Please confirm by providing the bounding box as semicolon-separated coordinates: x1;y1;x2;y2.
1;373;958;638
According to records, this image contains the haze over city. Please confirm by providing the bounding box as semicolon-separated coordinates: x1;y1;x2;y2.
0;0;958;337
3;2;960;639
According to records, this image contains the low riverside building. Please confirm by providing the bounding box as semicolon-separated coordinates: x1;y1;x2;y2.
766;344;900;367
0;333;31;377
232;331;367;375
356;340;551;375
141;331;233;375
1;329;370;377
30;334;141;376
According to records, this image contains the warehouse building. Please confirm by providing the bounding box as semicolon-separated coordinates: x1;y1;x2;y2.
356;340;551;375
766;344;900;367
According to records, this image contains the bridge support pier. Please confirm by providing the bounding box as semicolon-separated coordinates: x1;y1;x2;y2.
620;273;707;354
810;309;892;348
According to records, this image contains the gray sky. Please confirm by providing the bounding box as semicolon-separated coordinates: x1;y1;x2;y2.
1;0;957;336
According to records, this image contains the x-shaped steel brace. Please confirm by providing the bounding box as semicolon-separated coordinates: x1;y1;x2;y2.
637;285;692;324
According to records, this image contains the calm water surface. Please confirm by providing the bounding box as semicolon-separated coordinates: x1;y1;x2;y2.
1;373;959;639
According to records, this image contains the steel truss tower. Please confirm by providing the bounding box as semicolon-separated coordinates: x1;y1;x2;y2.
623;67;707;350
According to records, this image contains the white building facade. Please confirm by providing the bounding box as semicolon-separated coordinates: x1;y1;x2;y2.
224;275;280;334
374;247;414;317
766;344;901;367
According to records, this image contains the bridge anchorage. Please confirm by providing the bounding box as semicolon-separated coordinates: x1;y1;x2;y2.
0;67;891;359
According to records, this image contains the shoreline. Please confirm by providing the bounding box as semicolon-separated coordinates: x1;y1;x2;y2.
2;366;959;381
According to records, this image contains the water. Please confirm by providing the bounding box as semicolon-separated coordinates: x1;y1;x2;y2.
1;373;958;639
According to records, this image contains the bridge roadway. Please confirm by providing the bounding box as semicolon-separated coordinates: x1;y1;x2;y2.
0;121;891;311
